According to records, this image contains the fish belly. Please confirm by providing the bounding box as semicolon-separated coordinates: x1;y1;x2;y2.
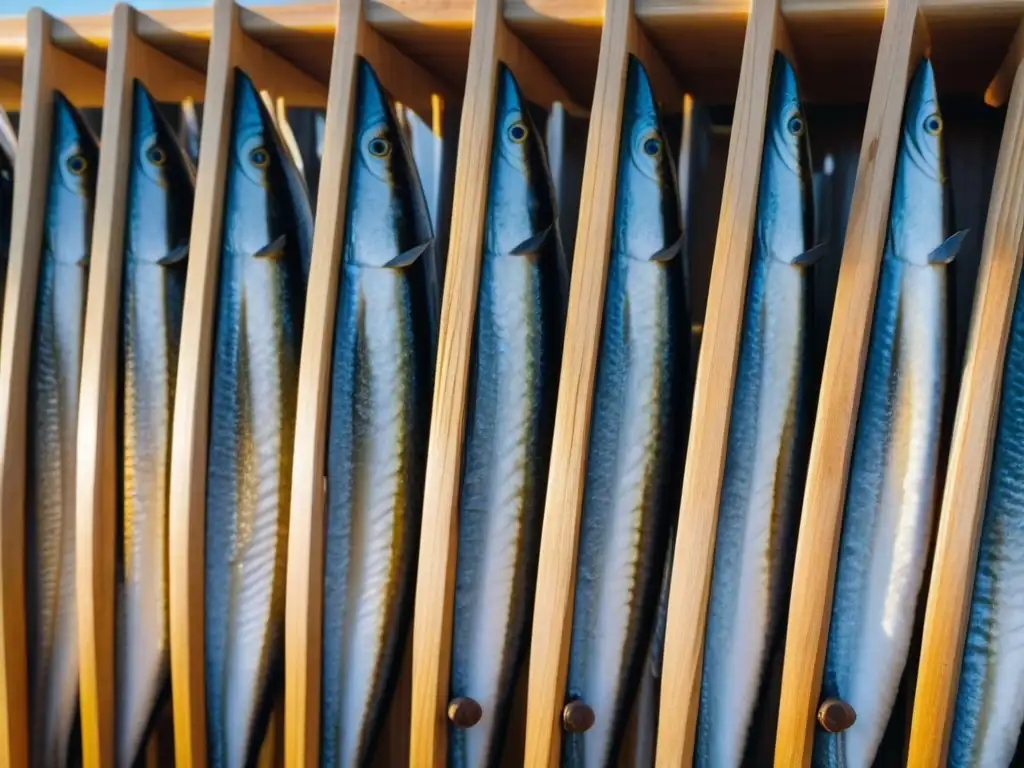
698;257;805;768
817;258;945;768
206;254;297;768
949;277;1024;768
450;253;545;768
117;263;180;767
28;258;87;768
565;255;673;768
322;266;418;768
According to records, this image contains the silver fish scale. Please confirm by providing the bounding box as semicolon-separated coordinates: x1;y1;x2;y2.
950;276;1024;767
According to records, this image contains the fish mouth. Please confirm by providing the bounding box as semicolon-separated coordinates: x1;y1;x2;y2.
253;234;287;259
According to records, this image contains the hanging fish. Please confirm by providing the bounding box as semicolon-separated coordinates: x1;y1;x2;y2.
696;52;820;767
116;80;194;768
0;106;14;300
26;91;98;768
447;63;567;768
318;57;434;768
562;54;687;768
204;68;312;768
814;57;966;768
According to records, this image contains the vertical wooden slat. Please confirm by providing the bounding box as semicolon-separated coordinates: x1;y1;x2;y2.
404;0;586;762
774;0;929;764
653;0;794;762
76;5;205;767
0;9;105;766
168;1;326;764
522;0;681;764
283;0;452;762
907;21;1024;767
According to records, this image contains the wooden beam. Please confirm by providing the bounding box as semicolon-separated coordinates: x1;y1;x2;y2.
407;0;585;763
0;8;104;767
168;0;327;765
76;5;204;768
653;0;788;762
906;20;1024;768
282;0;450;763
521;0;681;764
773;0;930;764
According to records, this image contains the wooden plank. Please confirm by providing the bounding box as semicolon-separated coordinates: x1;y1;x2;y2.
652;0;788;763
402;0;587;761
521;0;681;763
281;0;451;761
168;0;327;765
0;8;105;767
906;22;1024;768
773;0;930;764
75;5;205;768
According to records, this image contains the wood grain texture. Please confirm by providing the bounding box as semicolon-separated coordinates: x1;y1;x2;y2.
773;0;929;764
906;23;1024;768
653;0;785;763
168;0;327;764
0;10;105;767
521;0;680;764
282;0;449;763
75;6;205;768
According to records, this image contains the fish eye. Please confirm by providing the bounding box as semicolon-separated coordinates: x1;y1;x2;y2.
787;113;805;137
642;136;662;157
368;137;391;158
249;146;270;168
66;153;87;176
146;144;167;166
924;113;943;136
508;121;529;143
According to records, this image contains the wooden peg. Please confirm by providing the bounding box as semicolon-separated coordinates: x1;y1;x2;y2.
562;701;595;734
447;697;483;729
817;698;856;734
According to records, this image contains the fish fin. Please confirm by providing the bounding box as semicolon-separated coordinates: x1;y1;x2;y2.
928;229;968;265
385;239;432;268
254;234;287;259
158;242;189;266
792;241;829;267
509;224;553;256
650;232;684;263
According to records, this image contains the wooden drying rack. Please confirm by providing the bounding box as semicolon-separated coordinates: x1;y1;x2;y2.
1;0;1023;765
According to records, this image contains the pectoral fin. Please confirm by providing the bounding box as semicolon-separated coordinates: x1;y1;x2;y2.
792;241;829;267
385;239;432;268
928;229;968;265
650;233;684;263
510;224;553;256
254;234;287;259
158;242;189;266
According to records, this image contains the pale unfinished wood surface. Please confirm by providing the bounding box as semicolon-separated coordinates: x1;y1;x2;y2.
75;5;205;768
168;0;327;764
774;0;930;764
407;0;584;761
282;0;450;762
906;22;1024;768
522;0;680;763
0;8;105;767
653;0;789;762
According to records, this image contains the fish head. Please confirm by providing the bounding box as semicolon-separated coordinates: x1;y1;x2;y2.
889;57;948;265
128;80;194;266
613;55;683;263
346;57;433;269
758;52;814;264
483;64;557;258
225;69;302;262
45;91;98;266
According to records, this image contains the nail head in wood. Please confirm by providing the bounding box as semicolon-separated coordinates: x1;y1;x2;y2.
562;700;595;733
817;697;857;733
447;697;482;729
